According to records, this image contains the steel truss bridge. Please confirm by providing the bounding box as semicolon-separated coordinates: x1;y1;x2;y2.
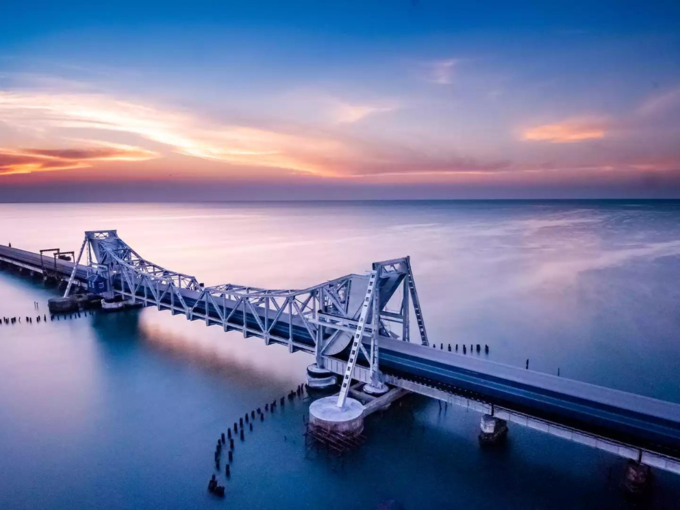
1;230;680;476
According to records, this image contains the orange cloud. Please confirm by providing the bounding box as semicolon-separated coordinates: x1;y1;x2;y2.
0;144;158;176
522;118;606;143
0;91;345;177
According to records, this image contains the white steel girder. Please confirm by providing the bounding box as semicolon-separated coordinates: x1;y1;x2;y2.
77;230;430;386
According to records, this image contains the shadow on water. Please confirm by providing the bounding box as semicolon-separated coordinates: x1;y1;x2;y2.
91;308;142;343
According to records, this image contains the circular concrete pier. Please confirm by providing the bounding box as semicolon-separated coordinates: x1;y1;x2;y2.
309;397;365;436
306;364;337;390
47;297;79;314
101;299;127;311
362;382;389;396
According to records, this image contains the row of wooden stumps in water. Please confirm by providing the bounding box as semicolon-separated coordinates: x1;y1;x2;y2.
2;314;47;324
434;342;489;355
1;309;96;325
207;383;308;499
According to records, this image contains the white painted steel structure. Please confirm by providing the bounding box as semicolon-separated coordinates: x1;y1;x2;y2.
336;270;377;408
2;230;677;476
65;231;429;389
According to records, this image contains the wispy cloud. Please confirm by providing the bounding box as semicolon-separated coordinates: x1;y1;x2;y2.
0;143;158;176
0;90;347;177
3;81;675;185
0;88;506;180
0;152;88;176
347;155;513;178
332;102;396;124
420;59;459;85
521;87;680;147
636;87;680;117
522;117;607;143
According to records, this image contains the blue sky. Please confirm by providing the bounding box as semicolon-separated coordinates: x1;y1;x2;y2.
1;1;679;200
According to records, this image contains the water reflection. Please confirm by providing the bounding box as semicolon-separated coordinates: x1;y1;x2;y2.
138;320;308;387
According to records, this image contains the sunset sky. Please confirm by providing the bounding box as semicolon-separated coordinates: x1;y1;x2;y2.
1;1;680;200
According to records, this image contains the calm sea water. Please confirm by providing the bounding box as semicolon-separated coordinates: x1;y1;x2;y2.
1;200;680;509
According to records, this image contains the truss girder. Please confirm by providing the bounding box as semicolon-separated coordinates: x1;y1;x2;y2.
79;231;430;384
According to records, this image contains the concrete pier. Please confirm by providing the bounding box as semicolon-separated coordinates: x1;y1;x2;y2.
350;384;409;417
363;381;389;397
101;296;130;311
308;384;409;439
309;397;365;436
624;461;652;494
47;293;103;314
478;414;508;445
306;363;337;390
47;297;79;314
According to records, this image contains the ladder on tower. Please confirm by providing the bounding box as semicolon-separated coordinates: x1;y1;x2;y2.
406;259;429;346
64;237;88;298
336;271;378;409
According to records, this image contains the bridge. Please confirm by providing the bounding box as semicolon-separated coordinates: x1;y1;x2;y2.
1;230;680;480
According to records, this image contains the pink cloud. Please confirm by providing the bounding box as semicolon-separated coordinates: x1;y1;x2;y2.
522;118;607;143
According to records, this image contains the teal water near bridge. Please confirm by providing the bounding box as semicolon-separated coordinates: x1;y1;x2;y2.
1;201;680;509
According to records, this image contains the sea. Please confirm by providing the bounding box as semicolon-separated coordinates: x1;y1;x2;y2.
1;200;679;509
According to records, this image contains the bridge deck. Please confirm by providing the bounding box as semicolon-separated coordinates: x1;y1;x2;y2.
380;339;680;457
0;245;88;280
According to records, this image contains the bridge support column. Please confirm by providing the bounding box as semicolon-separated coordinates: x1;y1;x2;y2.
47;296;79;314
478;414;508;445
306;363;337;391
309;396;365;437
624;461;652;494
363;380;389;396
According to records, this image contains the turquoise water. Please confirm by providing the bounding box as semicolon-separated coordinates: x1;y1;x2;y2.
1;201;680;509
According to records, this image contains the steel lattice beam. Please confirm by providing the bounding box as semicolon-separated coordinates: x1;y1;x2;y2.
79;230;430;385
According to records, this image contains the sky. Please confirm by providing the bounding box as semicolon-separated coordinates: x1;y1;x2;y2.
0;0;679;200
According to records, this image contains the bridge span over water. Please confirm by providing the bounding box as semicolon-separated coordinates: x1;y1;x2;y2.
1;230;680;477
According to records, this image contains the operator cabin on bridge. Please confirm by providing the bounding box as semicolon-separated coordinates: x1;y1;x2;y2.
1;229;679;492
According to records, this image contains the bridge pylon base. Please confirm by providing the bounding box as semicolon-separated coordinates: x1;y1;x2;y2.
363;381;389;396
309;396;365;437
478;414;508;445
306;364;337;390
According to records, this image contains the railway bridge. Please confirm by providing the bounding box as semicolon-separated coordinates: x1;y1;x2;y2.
1;230;680;486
